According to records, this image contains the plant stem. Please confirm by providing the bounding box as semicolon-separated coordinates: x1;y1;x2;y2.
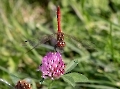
48;80;53;89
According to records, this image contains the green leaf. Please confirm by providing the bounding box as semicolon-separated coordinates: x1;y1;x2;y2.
64;72;88;82
62;73;88;87
65;59;78;73
61;75;75;87
0;78;15;89
62;72;88;87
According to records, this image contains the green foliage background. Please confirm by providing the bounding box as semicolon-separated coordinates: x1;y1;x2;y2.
0;0;120;89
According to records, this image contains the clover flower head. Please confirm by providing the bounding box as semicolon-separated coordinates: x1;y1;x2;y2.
39;52;65;79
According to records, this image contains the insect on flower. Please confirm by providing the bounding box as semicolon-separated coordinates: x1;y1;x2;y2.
23;6;96;53
23;6;66;52
55;6;66;49
39;52;65;80
15;80;32;89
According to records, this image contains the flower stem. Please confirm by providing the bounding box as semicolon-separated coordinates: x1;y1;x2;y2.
48;80;53;89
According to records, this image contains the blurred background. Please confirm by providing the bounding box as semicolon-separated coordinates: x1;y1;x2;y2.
0;0;120;89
